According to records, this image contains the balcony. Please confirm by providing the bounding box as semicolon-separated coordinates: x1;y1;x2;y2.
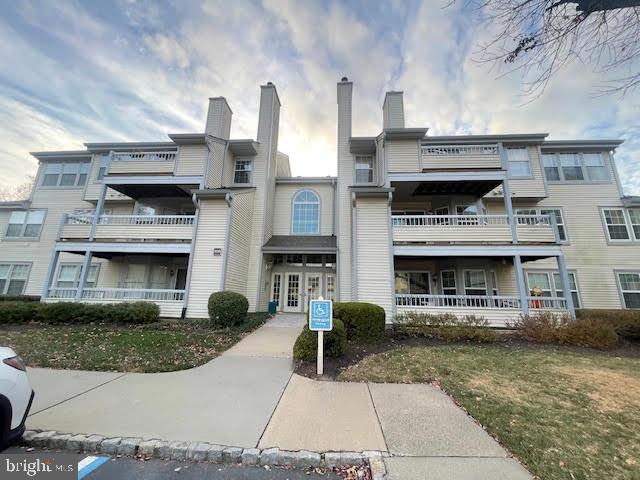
420;144;502;170
60;214;195;242
392;214;558;244
108;151;177;175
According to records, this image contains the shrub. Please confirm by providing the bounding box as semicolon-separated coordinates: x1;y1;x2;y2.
208;291;249;327
577;309;640;340
512;311;618;349
333;302;385;343
293;318;347;361
0;301;159;325
394;312;499;342
0;295;40;302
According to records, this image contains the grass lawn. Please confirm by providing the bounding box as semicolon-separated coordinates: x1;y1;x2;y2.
339;345;640;480
0;313;270;373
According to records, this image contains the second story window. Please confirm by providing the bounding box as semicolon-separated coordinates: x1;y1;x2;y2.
5;210;45;239
41;162;89;188
292;190;320;234
506;148;531;177
601;207;640;242
234;159;253;184
355;155;374;183
542;152;610;183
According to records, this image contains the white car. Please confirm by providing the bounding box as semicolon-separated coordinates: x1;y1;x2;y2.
0;347;34;449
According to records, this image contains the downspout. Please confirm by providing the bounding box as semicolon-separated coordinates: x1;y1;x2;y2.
220;192;233;291
351;191;358;301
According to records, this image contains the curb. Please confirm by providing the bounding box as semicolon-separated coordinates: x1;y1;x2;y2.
21;430;386;479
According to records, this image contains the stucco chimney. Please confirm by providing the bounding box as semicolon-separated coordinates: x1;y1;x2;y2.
383;91;405;129
205;97;232;139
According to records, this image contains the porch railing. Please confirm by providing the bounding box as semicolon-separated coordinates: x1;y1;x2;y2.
63;214;195;226
111;151;177;162
421;144;498;156
47;288;185;301
396;294;567;310
392;215;509;227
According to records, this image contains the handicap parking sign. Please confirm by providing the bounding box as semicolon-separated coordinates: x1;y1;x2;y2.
309;299;333;331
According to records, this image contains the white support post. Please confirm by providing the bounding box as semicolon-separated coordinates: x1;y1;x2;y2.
502;178;518;244
556;254;576;318
41;250;60;301
514;255;529;316
90;183;107;240
75;251;93;300
317;330;324;375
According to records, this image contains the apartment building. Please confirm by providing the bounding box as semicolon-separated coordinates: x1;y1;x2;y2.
0;79;636;324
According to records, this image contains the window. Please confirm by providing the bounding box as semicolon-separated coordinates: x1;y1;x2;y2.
552;272;581;308
355;155;374;183
527;271;581;307
40;162;88;187
618;272;640;309
97;155;110;180
285;254;303;266
5;210;45;238
603;208;630;240
464;270;487;296
440;270;456;295
526;272;552;297
271;273;282;306
395;272;430;294
0;263;31;295
517;207;567;241
542;154;561;181
326;274;336;302
583;153;608;181
56;264;99;288
540;208;567;241
234;159;252;184
628;209;640;240
559;153;584;181
292;190;320;234
507;148;531;177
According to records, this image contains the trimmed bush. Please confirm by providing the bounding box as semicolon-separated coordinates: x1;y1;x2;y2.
293;318;347;361
0;295;40;302
208;291;249;327
394;312;499;342
333;302;385;343
0;301;159;325
577;309;640;340
512;311;618;349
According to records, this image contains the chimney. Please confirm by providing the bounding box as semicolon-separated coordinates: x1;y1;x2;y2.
337;77;353;148
205;97;232;139
383;91;404;129
256;82;281;154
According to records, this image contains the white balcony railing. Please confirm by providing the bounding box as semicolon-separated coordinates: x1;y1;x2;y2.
46;287;185;301
421;144;498;156
392;215;509;227
395;294;567;310
98;215;195;226
111;151;177;162
47;287;78;299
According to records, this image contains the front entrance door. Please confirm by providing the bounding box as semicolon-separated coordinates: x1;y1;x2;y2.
284;273;301;312
304;274;322;312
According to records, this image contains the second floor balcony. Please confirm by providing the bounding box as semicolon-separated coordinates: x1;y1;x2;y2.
108;151;178;175
420;144;502;171
60;214;195;243
392;214;559;245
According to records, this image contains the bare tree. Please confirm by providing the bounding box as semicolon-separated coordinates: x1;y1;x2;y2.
465;0;640;96
0;176;35;202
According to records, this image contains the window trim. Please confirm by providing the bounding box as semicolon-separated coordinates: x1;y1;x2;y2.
354;155;375;185
463;269;488;296
395;270;431;295
506;147;533;179
599;207;640;244
39;161;90;189
0;262;32;295
615;270;640;309
515;206;568;243
541;151;611;184
4;209;47;241
440;269;457;295
525;268;581;308
233;158;253;185
290;189;321;235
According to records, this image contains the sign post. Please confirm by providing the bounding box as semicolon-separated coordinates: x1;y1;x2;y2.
309;297;333;375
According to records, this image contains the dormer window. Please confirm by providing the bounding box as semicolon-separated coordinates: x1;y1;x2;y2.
234;159;253;184
355;155;374;184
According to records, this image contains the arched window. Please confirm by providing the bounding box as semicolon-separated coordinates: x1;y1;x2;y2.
292;190;320;234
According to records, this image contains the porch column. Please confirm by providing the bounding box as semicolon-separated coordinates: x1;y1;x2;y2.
75;250;93;300
90;183;107;240
556;254;576;318
498;142;518;244
514;255;529;316
41;250;60;301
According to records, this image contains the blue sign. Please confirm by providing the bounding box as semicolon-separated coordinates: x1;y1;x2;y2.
309;299;333;331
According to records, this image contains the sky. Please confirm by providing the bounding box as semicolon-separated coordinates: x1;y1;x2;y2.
0;0;638;194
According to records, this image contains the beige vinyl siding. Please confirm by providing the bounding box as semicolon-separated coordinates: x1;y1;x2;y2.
175;145;207;176
224;191;255;295
109;160;175;175
94;224;193;241
421;151;501;170
387;140;420;173
272;183;334;235
206;139;226;188
383;94;405;129
84;156;131;202
222;150;235;186
355;197;394;319
492;145;546;198
393;224;512;243
205;98;232;139
336;83;353;302
186;199;229;318
276;152;291;177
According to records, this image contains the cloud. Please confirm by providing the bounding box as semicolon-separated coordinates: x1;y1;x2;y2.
0;0;637;194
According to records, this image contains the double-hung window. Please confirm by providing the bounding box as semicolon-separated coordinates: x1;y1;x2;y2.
603;208;631;240
507;148;531;177
355;155;374;183
56;264;99;288
617;272;640;309
0;263;31;295
516;207;567;241
542;154;561;181
234;159;252;184
464;270;487;296
526;271;581;307
542;152;609;183
558;153;583;181
41;162;89;187
5;210;45;239
583;153;608;181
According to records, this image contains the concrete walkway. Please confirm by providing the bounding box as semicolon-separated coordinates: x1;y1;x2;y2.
27;314;305;447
